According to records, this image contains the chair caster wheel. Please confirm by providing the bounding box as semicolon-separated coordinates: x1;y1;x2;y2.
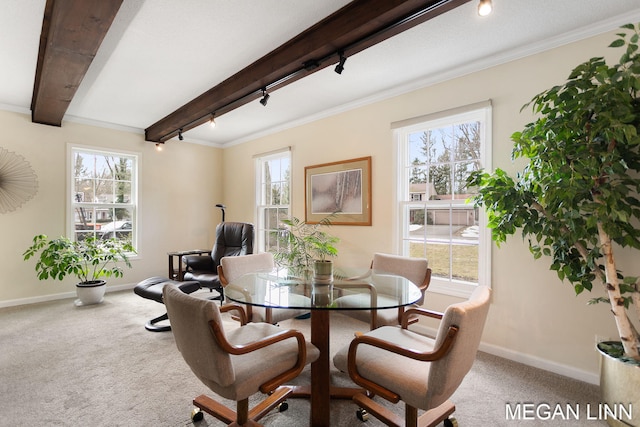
444;417;458;427
191;408;204;422
278;401;289;412
356;408;369;421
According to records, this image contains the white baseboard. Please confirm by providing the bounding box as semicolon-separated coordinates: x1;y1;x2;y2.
0;282;137;309
410;324;599;386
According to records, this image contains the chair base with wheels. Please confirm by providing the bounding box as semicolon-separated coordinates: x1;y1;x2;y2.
353;394;458;427
190;388;292;425
134;277;200;332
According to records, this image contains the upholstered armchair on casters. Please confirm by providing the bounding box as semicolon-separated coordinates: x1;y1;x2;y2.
218;252;310;324
163;284;319;426
333;285;491;427
182;222;254;303
336;253;432;330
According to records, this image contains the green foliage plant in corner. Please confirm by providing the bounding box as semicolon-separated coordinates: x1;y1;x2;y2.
23;234;135;284
273;215;339;280
467;23;640;362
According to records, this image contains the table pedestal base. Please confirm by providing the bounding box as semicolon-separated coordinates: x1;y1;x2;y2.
289;385;363;400
286;310;364;426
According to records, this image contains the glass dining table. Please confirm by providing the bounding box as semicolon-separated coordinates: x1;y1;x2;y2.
224;268;422;427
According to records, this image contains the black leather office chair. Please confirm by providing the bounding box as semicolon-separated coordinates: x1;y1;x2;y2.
182;222;254;302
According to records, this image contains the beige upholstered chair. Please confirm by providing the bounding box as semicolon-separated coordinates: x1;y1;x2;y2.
336;253;432;329
218;252;310;324
163;284;319;426
333;285;491;427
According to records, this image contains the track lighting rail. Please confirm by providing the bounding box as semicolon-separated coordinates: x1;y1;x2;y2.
144;0;471;143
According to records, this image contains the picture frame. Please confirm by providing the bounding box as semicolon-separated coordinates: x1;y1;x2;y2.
305;156;371;226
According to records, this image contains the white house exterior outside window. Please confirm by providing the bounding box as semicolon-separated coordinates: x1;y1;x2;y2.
394;101;492;297
255;148;291;254
68;145;138;251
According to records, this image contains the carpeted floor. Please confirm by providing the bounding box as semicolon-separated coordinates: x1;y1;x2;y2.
0;289;603;426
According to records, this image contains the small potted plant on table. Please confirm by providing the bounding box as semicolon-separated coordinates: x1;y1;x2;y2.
274;215;339;283
23;234;135;306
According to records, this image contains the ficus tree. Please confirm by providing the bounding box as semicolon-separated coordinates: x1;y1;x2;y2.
468;23;640;361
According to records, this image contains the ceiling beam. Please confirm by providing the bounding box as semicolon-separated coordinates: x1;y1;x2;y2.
31;0;123;126
145;0;471;143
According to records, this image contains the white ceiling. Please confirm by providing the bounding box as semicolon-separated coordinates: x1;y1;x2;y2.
2;0;640;147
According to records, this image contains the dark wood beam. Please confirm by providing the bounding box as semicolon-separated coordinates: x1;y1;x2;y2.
145;0;471;143
31;0;123;126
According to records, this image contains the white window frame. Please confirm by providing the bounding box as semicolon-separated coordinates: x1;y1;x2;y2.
67;144;139;253
254;147;291;254
393;101;492;298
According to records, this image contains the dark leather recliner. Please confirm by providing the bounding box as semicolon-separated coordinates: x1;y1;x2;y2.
182;222;254;302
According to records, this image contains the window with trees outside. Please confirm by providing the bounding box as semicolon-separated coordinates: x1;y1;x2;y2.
394;102;491;297
255;149;290;253
69;146;138;251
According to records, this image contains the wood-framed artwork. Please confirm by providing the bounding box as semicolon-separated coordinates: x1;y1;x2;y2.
305;156;371;225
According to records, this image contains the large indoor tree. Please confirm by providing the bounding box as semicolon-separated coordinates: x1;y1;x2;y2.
468;23;640;361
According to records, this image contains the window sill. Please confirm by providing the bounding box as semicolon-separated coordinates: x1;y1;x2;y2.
426;279;478;299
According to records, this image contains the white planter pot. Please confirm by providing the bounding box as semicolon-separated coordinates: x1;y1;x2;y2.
597;342;639;427
75;280;106;306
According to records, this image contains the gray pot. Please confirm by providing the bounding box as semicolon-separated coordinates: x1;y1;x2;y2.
313;260;333;284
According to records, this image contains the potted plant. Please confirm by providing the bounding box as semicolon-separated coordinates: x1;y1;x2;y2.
23;234;135;306
467;23;640;425
273;215;339;282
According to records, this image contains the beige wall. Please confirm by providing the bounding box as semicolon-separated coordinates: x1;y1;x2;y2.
1;28;634;383
0;111;222;303
221;30;632;382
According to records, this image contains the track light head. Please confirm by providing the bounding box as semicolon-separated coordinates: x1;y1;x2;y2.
178;128;184;141
260;88;270;106
209;113;216;128
478;0;492;16
155;143;163;151
335;52;347;74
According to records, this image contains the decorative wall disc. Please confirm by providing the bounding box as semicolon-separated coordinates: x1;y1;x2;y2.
0;147;38;214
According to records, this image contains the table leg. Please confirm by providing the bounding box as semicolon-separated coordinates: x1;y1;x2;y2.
168;254;175;280
177;256;184;281
311;310;330;426
287;310;363;426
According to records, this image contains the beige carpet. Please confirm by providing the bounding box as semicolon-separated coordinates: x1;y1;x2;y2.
0;289;602;426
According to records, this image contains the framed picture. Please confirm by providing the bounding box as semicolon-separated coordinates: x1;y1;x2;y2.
305;156;371;225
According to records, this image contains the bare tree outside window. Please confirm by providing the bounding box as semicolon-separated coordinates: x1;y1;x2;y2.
71;148;137;249
400;109;489;291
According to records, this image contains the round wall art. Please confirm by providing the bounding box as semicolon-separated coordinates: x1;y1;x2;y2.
0;146;39;214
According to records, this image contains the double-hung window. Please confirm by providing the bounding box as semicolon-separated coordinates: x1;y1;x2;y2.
394;102;491;297
69;146;138;251
255;148;291;253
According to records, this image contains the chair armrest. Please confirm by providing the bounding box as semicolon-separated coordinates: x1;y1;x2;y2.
347;325;459;402
208;320;309;392
342;269;372;281
400;307;443;329
217;264;227;285
337;281;378;329
222;284;255;322
219;303;248;325
337;282;378;300
182;255;214;271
